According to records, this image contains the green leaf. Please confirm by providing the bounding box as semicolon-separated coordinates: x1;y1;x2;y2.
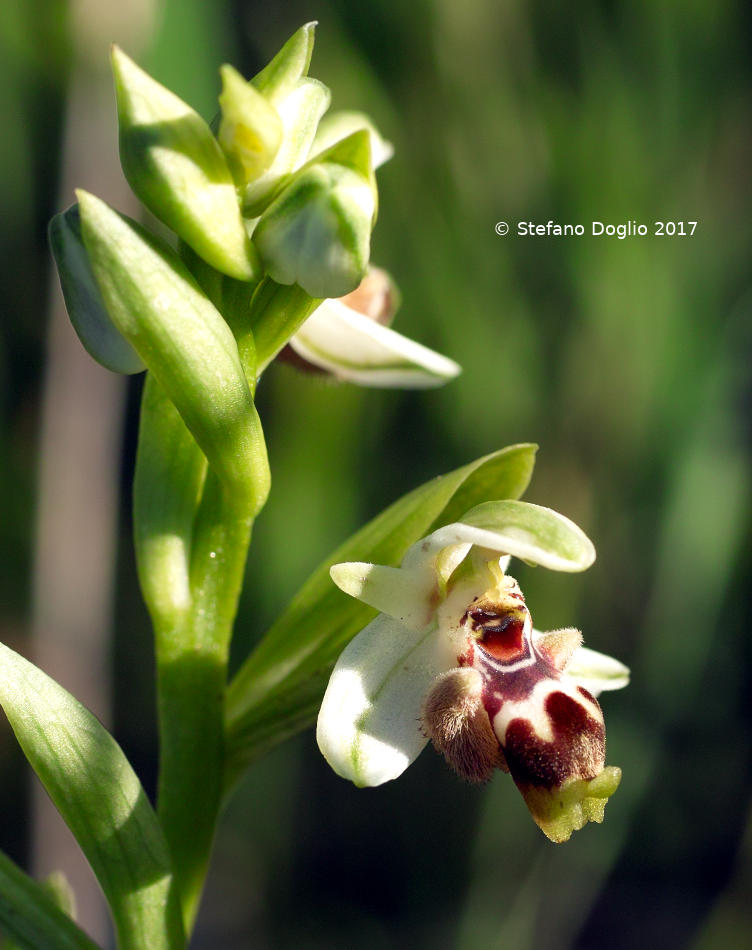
0;643;185;950
224;443;537;785
77;189;270;515
112;46;258;281
0;851;99;950
49;204;145;375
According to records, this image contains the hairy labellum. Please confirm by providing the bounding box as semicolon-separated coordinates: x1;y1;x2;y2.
422;574;620;842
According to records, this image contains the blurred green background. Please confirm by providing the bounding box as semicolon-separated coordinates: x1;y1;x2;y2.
1;0;751;947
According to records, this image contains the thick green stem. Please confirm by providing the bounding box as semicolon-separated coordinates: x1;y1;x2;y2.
134;375;256;935
249;277;322;374
155;472;253;932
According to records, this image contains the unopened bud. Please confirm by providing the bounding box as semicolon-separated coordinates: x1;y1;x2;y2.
311;111;394;169
218;64;283;183
253;130;376;298
112;46;258;281
242;23;331;216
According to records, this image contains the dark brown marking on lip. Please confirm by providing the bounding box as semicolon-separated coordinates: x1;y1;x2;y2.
502;690;605;789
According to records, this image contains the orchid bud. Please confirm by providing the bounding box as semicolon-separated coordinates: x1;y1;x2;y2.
111;45;258;281
253;130;376;298
338;265;399;325
218;64;283;183
242;23;331;216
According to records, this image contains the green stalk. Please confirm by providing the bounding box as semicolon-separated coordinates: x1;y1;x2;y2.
134;376;256;934
249;277;322;374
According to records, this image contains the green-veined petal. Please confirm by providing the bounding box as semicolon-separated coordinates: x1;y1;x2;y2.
329;562;433;629
289;297;460;387
316;614;453;786
401;500;595;575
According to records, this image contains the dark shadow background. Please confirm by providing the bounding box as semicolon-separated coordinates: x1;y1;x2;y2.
1;0;751;948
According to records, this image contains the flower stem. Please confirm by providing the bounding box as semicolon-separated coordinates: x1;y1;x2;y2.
134;375;257;935
249;277;322;375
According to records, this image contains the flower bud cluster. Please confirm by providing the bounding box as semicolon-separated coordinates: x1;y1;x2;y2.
51;23;459;392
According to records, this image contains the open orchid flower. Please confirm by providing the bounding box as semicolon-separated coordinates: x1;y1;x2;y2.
285;266;461;388
316;500;629;842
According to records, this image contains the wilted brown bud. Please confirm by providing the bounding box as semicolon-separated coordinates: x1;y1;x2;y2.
338;266;399;326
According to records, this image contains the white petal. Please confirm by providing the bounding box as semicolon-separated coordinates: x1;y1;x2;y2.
564;646;630;696
401;501;595;575
316;614;456;787
329;562;434;629
289;298;461;388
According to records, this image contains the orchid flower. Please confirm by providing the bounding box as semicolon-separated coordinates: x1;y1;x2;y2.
317;500;629;842
283;266;461;388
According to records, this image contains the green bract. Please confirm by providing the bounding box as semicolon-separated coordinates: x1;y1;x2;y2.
112;46;258;281
49;203;145;375
77;189;270;513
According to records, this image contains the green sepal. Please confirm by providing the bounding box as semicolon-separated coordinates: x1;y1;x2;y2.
224;444;537;785
458;499;596;572
0;642;185;950
253;130;376;298
49;203;145;374
77;189;270;514
111;45;258;281
218;64;283;184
